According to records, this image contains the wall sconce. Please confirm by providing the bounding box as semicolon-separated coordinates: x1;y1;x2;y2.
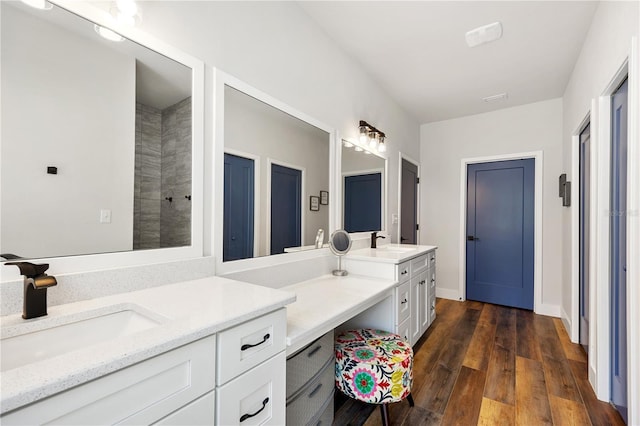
559;173;571;207
356;120;387;153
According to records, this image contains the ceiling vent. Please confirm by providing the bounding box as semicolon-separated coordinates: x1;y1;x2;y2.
465;22;503;48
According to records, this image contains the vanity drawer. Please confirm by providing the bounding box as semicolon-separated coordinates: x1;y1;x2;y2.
428;250;436;266
155;390;215;425
216;351;286;426
396;261;410;284
395;281;411;324
429;268;436;297
429;295;437;323
286;358;335;426
396;317;411;344
307;389;334;426
2;336;216;425
217;308;286;385
410;253;429;274
286;331;334;399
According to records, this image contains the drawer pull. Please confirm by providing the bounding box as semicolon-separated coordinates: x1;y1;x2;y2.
401;270;409;275
240;397;269;422
308;383;323;398
307;345;322;357
400;298;408;305
419;280;426;285
241;333;270;351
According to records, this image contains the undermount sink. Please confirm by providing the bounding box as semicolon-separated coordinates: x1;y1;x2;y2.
1;305;164;372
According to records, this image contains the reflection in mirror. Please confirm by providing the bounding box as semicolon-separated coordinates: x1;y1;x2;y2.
329;229;351;276
341;141;386;233
0;1;193;261
223;86;330;261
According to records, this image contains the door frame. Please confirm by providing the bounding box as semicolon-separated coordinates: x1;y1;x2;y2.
266;158;306;254
398;153;420;245
224;148;261;258
458;151;543;313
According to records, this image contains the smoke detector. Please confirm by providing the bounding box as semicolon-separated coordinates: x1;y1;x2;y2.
466;22;503;48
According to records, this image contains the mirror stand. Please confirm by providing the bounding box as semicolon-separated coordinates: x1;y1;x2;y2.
329;230;352;276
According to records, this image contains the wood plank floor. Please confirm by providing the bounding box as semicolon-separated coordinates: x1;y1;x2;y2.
333;299;625;426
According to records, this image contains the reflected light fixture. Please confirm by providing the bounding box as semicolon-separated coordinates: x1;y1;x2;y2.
20;0;52;10
358;120;387;154
94;24;125;42
343;140;354;148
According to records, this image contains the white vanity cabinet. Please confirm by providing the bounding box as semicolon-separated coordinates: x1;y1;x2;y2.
2;336;217;425
215;308;287;426
343;246;437;347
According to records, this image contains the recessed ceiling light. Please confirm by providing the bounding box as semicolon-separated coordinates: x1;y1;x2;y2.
482;93;509;103
466;22;503;48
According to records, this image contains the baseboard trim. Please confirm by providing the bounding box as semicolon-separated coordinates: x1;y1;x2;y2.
535;303;561;318
436;288;460;301
560;307;576;343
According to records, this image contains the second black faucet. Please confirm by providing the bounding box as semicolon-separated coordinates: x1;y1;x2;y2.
370;231;386;249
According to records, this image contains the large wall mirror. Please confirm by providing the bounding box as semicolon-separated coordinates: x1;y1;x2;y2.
341;140;387;234
1;1;204;266
215;72;335;267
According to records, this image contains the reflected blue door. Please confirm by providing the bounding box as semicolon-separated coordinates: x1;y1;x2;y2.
344;173;381;233
223;153;254;262
271;164;301;255
466;159;535;310
610;78;628;423
579;123;591;352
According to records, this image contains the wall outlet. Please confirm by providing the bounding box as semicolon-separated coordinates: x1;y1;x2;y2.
100;209;111;224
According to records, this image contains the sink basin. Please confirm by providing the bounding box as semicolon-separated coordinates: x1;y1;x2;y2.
1;305;164;372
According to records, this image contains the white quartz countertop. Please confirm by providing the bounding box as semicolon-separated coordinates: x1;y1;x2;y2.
282;273;397;356
0;276;295;414
347;244;438;264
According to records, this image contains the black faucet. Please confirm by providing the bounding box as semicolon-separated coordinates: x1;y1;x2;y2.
6;262;57;319
370;232;386;249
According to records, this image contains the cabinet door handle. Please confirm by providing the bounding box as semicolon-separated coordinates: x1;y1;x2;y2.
241;333;270;351
419;280;426;285
308;383;323;398
401;270;408;275
240;397;269;422
307;345;322;357
401;298;408;305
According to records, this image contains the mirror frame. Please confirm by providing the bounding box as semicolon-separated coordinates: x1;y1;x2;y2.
1;0;205;282
213;69;337;274
336;136;389;239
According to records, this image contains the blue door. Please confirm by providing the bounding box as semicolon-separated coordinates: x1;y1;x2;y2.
579;123;591;352
610;78;628;423
344;173;381;232
271;163;301;255
466;159;535;310
223;154;254;262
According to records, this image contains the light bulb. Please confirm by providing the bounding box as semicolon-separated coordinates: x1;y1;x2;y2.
378;141;387;153
369;132;378;148
359;125;369;145
116;0;138;17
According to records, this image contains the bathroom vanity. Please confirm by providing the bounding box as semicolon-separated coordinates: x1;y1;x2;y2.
0;278;295;425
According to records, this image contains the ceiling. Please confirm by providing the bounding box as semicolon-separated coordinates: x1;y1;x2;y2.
298;1;599;124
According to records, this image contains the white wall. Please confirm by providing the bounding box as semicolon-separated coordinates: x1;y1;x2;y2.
1;4;135;259
224;85;330;255
135;1;420;251
420;98;563;313
560;0;639;417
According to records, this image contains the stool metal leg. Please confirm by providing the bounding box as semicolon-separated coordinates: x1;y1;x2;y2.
380;404;390;426
407;393;415;407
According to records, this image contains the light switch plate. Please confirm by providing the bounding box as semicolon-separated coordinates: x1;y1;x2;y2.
100;209;111;224
392;214;399;225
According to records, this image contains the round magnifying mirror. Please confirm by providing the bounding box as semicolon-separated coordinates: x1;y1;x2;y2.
329;230;352;276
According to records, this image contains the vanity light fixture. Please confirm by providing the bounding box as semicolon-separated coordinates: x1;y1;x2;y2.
20;0;53;10
94;24;125;42
358;120;387;154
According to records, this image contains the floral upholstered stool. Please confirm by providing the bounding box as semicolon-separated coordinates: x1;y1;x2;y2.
335;329;414;426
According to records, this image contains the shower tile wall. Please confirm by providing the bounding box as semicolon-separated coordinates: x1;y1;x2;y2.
161;97;192;247
134;97;191;249
134;103;162;249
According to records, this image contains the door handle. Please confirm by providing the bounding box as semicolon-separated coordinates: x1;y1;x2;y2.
467;235;479;241
401;236;408;242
